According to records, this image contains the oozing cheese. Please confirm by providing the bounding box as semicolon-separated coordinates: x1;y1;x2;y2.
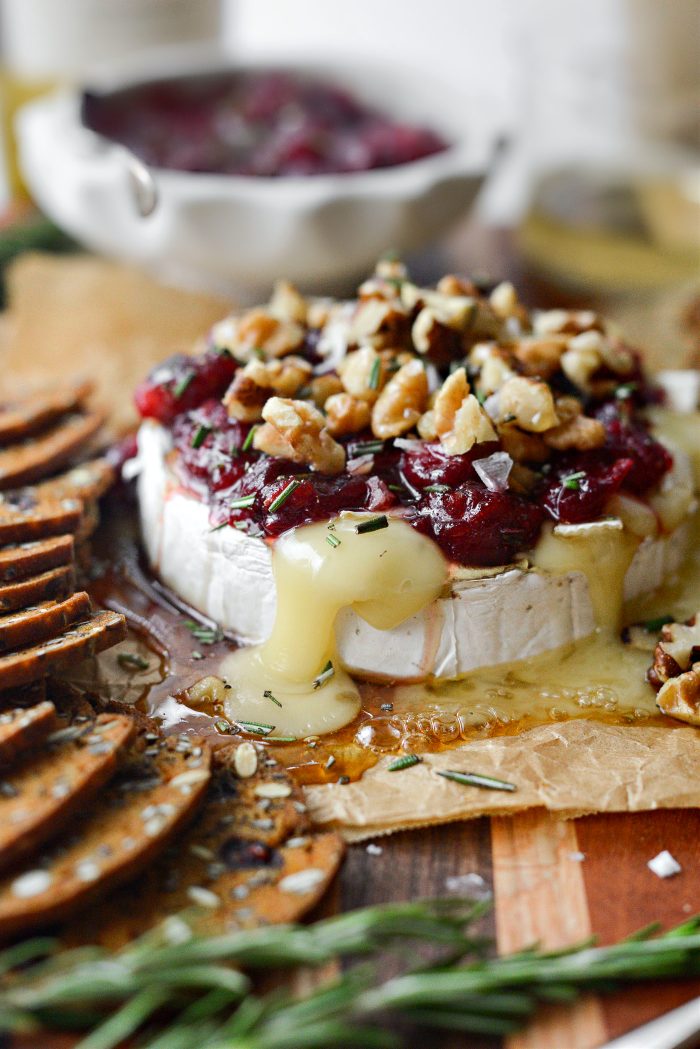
137;419;693;684
218;513;447;735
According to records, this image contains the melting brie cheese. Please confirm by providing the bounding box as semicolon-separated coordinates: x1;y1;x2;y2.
220;512;447;735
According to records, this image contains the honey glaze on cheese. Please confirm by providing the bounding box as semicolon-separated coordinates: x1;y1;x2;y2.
219;512;447;736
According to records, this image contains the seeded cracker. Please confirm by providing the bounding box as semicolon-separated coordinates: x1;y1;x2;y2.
0;735;211;938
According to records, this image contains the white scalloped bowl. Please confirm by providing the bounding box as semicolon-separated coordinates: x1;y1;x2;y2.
16;50;496;296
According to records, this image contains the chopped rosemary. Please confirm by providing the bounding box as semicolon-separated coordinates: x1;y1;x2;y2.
388;753;422;772
266;735;297;743
268;478;301;513
230;493;256;510
183;620;223;645
190;424;211;449
214;718;231;734
326;533;341;548
242;425;258;452
116;652;150;671
208;522;228;533
338;775;351;784
325;754;336;769
355;514;388;534
313;660;335;690
350;439;384;456
437;769;517;792
172;372;194;399
250;346;266;360
616;381;638;399
191;650;204;661
263;689;282;708
562;470;587;491
388;483;405;493
235;720;275;736
644;614;674;632
368;356;382;390
424;484;450;493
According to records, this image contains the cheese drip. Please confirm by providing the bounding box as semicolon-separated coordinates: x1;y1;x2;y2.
221;513;447;736
532;519;640;632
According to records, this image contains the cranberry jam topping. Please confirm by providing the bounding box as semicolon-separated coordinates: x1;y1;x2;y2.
135;349;236;425
136;260;676;567
82;70;448;178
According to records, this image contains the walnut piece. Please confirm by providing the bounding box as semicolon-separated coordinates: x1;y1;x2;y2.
211;308;304;363
543;397;606;451
494;376;559;433
339;345;386;403
224;357;311;422
650;614;700;686
656;666;700;725
324;392;372;437
371;358;428;440
254;397;345;474
348;298;408;349
512;336;567;380
269;279;307;324
308;373;344;410
421;368;497;455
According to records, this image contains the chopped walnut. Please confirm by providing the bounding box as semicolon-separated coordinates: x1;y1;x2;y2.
224;356;312;421
420;368;496;455
308;373;344;410
512;336;568;380
371;358;429;440
560;330;605;391
324;393;372;437
411;297;477;354
474;345;517;396
498;424;550;464
532;309;601;337
650;615;700;687
211;308;304;363
306;298;335;329
254;397;345;474
543;397;606;451
656;666;700;726
489;281;525;321
338;345;387;403
348;298;408;349
269;280;308;324
375;257;408;282
436;274;479;297
494;376;559;433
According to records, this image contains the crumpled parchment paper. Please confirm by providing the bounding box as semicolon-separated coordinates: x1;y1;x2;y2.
304;720;700;841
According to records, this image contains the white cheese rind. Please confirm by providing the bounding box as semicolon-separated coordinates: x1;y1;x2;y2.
137;420;691;680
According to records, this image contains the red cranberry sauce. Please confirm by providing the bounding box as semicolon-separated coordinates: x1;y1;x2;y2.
134;349;237;425
136;364;673;565
82;70;448;178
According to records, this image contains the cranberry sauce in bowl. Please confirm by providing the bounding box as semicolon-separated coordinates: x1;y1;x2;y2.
134;261;676;568
82;70;448;178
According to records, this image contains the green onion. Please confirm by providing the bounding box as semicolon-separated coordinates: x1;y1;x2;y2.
437;770;517;792
230;494;256;510
242;426;258;452
387;754;422;772
313;660;335;690
116;653;150;671
644;615;674;632
191;425;211;449
268;479;301;513
356;515;388;535
263;689;282;708
172;373;194;399
326;534;341;549
235;720;275;736
368;357;382;391
562;471;587;491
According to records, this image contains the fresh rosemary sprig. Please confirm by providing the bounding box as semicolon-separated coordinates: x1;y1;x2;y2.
4;902;700;1048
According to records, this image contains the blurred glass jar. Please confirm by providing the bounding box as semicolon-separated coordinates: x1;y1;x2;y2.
0;0;224;197
511;0;700;290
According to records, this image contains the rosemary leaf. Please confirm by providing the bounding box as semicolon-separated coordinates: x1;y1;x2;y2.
437;770;517;792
